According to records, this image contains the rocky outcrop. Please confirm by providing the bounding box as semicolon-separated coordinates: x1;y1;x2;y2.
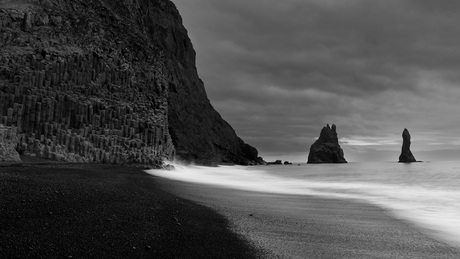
307;124;347;163
0;125;21;162
0;0;258;166
267;160;282;165
398;128;417;163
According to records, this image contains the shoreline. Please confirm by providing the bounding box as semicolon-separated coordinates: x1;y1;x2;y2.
154;176;460;258
0;161;263;258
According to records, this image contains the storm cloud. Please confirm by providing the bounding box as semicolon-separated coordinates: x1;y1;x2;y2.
172;0;460;162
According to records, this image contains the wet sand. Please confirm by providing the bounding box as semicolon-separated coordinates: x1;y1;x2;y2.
155;176;460;258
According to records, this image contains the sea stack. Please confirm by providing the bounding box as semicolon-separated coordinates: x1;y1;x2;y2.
398;128;417;163
307;124;347;163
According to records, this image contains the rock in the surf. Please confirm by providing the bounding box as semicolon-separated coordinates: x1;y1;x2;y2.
307;124;347;163
398;128;417;163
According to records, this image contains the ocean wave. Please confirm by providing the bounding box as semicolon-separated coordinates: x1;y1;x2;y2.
147;162;460;248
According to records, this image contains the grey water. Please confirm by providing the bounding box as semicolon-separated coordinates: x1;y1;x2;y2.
147;161;460;247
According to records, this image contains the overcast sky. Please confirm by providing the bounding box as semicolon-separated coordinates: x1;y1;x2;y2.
172;0;460;162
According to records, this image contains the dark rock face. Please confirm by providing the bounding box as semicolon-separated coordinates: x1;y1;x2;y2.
256;157;266;165
0;0;258;166
0;125;21;162
399;128;417;163
307;124;347;163
164;4;259;165
0;0;178;166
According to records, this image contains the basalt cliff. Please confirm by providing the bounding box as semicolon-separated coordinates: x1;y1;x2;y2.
307;124;347;163
0;0;259;166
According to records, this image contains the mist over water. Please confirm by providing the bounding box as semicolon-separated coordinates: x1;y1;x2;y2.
147;161;460;247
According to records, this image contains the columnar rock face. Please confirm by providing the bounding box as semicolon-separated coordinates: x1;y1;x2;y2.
0;0;177;166
0;0;258;166
307;124;347;163
0;125;21;162
399;128;417;163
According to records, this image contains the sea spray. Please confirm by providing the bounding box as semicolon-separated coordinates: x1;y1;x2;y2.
147;162;460;248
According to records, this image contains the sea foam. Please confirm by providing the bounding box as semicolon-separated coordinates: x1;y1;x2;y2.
147;162;460;248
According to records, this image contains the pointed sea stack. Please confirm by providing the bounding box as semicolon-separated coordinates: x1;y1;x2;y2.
307;124;347;163
398;128;417;163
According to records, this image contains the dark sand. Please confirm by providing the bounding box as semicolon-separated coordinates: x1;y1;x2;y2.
155;177;460;258
0;159;263;258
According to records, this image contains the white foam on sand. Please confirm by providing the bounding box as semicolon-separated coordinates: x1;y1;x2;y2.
146;163;460;248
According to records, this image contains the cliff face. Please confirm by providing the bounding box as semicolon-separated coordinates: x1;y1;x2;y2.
0;0;258;165
154;1;259;165
307;124;347;163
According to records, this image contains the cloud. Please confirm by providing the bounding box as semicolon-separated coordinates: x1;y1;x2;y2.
172;0;460;161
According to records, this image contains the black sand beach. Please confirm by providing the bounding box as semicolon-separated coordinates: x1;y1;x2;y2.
0;159;263;258
156;176;460;258
4;159;460;259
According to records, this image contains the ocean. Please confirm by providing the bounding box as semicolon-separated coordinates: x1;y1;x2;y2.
147;161;460;248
